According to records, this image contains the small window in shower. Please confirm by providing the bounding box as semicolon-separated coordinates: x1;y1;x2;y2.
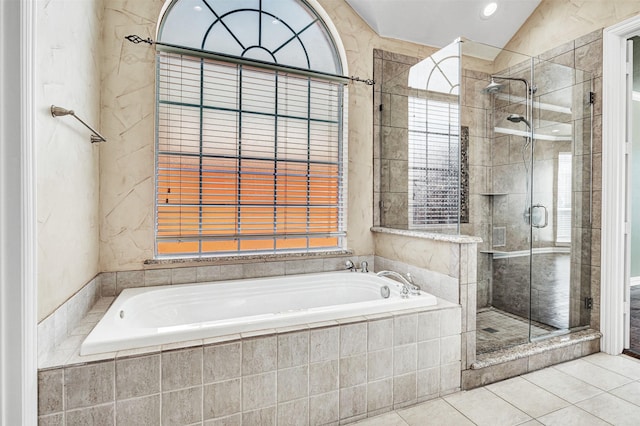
408;97;460;226
557;152;572;243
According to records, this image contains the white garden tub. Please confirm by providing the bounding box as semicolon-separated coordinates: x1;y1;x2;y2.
81;271;438;355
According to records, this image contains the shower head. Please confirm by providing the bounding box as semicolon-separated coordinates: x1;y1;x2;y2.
483;78;504;94
507;113;531;128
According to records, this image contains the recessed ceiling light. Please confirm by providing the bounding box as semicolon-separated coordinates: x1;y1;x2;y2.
482;2;498;18
193;5;202;11
552;129;560;133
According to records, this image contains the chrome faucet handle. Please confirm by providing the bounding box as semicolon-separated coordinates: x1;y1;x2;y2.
345;259;355;271
405;273;421;294
399;285;409;298
360;261;369;273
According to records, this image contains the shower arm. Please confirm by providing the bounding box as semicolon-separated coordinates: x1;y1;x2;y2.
491;75;533;133
50;105;107;143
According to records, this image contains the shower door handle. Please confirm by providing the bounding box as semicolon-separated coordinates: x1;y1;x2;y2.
530;204;548;228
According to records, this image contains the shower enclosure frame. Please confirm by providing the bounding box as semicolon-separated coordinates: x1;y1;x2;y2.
372;38;594;354
471;41;594;352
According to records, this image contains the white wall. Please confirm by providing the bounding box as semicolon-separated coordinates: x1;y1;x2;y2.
37;0;103;321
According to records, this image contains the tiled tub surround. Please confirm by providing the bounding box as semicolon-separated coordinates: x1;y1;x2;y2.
38;254;373;366
38;302;462;425
372;229;479;373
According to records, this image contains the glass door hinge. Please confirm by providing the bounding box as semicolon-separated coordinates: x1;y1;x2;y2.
585;297;593;309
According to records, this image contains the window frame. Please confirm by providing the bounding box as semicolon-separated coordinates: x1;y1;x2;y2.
154;0;348;258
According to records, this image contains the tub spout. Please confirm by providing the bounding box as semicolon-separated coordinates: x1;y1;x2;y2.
360;261;369;273
375;270;421;297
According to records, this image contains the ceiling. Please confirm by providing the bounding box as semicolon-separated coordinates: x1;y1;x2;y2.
344;0;541;52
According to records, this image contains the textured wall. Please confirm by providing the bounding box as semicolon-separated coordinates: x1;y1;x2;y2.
502;0;640;59
37;0;103;321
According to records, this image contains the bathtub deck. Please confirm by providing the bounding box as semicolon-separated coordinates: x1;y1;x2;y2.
39;295;458;370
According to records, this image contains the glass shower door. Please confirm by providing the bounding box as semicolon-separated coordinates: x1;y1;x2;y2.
484;58;536;351
529;58;593;339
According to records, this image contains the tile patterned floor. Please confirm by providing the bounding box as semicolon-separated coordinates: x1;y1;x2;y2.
476;308;555;354
353;352;640;426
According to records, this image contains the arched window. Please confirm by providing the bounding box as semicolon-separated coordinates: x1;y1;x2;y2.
155;0;347;257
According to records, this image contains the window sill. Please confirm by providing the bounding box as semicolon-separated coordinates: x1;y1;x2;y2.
145;249;354;266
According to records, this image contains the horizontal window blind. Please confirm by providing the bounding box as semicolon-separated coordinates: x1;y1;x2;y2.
156;51;345;256
556;152;572;243
408;97;460;226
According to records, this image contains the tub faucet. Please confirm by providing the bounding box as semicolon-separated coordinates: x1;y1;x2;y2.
360;261;369;273
345;259;356;272
376;270;420;297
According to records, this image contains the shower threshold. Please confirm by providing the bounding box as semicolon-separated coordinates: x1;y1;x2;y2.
463;328;601;389
476;307;556;355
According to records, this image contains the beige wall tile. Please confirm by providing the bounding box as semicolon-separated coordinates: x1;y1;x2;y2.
340;323;367;357
394;344;417;376
242;336;277;375
204;413;241;426
368;349;393;382
37;413;64;426
38;369;63;415
417;367;440;399
116;395;160;426
417;311;441;341
339;384;367;420
242;372;276;411
277;398;308;426
340;355;367;388
116;270;144;294
309;360;339;396
204;341;241;383
418;339;440;370
66;404;114;426
368;318;393;351
440;308;462;337
278;331;309;369
203;379;241;420
162;386;202;426
310;327;339;362
440;336;462;365
144;269;171;287
64;361;114;410
309;391;339;425
367;379;393;412
394;314;417;346
196;265;221;282
171;267;197;285
277;366;309;403
162;348;203;391
242;406;276;426
116;354;160;400
393;373;417;405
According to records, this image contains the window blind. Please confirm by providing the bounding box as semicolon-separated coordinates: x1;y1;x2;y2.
556;152;572;243
156;51;345;256
408;96;460;226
